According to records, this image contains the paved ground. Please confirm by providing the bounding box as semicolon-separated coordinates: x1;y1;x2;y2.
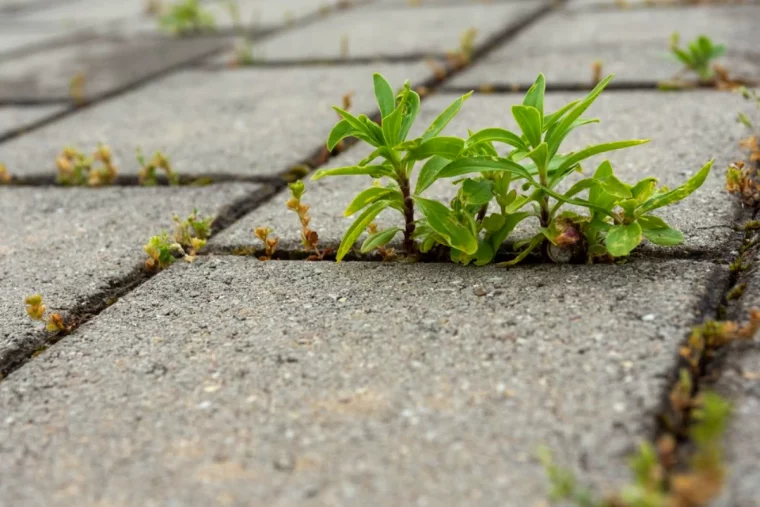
1;0;760;506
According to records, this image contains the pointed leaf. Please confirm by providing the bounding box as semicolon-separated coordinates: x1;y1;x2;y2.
554;140;650;175
407;136;465;161
361;227;402;253
523;73;545;118
373;73;395;118
398;87;420;142
333;107;383;147
461;179;494;207
415;197;478;254
415;156;450;195
421;92;472;142
465;127;528;151
512;105;542;148
327;119;364;150
344;187;403;216
312;164;395;181
639;215;684;246
337;201;389;261
637;160;712;215
437;156;533;181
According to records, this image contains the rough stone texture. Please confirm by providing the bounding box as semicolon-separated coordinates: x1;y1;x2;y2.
445;5;760;89
0;183;261;375
0;257;726;506
0;104;66;140
0;33;229;102
0;62;434;178
246;1;546;62
212;90;743;257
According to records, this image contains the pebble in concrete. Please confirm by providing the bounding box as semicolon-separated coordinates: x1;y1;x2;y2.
0;104;66;140
247;1;547;62
0;256;726;506
212;90;744;257
445;5;760;89
0;62;434;178
0;34;228;102
0;183;262;376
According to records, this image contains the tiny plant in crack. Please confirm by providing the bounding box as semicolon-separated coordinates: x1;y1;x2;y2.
56;144;118;186
24;294;68;333
0;163;11;184
144;209;213;271
137;149;179;186
287;181;331;260
159;0;215;35
662;33;735;88
317;73;711;265
254;226;279;261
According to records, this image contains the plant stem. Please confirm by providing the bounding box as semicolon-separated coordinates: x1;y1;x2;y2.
398;175;416;255
476;204;487;223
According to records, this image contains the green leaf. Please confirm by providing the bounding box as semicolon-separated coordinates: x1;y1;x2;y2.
421;91;473;142
327;119;363;151
312;164;395;180
631;177;658;203
415;197;478;255
333;107;383;147
415;156;450;195
512;105;542;148
543;100;580;133
382;105;404;147
526;142;549;174
398;86;420;142
546;74;614;157
373;73;395;118
361;227;402;253
488;212;532;252
337;200;389;261
523;73;545;118
407;136;465;161
358;147;392;166
597;174;632;199
482;213;507;232
461;179;494;207
639;216;684;246
554;140;650;176
437;156;533;181
637;160;712;215
465;127;528;151
606;222;643;257
344;187;403;216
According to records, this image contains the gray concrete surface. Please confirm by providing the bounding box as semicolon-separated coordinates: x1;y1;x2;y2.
0;22;84;60
247;1;546;62
445;5;760;89
0;257;725;506
0;183;261;376
212;90;744;258
0;33;229;102
0;62;433;178
0;104;66;140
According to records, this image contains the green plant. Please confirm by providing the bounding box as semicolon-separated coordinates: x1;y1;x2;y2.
737;87;760;130
24;294;67;333
144;232;184;271
316;73;711;265
254;226;279;260
137;149;179;186
159;0;215;35
287;181;329;260
56;144;118;186
144;209;213;270
667;32;726;82
0;163;11;184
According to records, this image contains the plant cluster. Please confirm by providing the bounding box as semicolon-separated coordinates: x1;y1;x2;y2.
137;149;180;186
662;33;735;88
446;28;477;68
56;144;118;186
159;0;215;35
254;227;279;260
0;163;11;184
286;181;331;260
144;209;213;271
315;73;712;265
24;294;68;333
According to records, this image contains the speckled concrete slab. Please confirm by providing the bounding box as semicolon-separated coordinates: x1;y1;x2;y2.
0;256;725;506
445;4;760;89
0;62;434;178
0;104;66;140
244;1;547;62
212;89;744;258
0;33;228;102
0;183;262;376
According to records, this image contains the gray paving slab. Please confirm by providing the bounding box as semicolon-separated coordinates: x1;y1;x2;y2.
0;22;85;60
204;0;345;31
445;5;760;89
0;183;261;376
0;104;66;140
9;0;149;28
243;1;546;62
0;33;229;102
212;89;744;258
0;62;434;178
0;256;726;506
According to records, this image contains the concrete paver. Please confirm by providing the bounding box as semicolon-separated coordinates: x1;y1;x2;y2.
246;1;547;62
0;104;66;140
0;62;434;178
445;4;760;89
0;256;725;506
213;89;744;257
0;183;262;375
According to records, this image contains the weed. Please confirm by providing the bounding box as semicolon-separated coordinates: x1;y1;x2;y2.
56;144;118;187
24;294;68;333
144;209;213;270
317;73;711;265
342;91;354;112
144;232;184;271
0;163;11;184
287;181;330;260
680;309;760;372
591;60;603;84
137;149;179;186
736;87;760;130
426;58;447;81
666;32;727;83
159;0;215;35
254;226;279;260
69;72;86;106
228;0;258;66
726;161;760;206
365;222;396;260
447;28;477;68
726;282;746;300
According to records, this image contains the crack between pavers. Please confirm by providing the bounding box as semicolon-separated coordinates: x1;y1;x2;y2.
3;172;284;188
441;80;753;94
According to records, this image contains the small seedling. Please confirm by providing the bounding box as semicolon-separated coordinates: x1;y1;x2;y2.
144;232;184;271
173;208;213;257
0;163;11;184
726;160;760;206
342;91;354;112
447;28;477;68
24;294;68;333
69;71;86;106
736;87;760;130
159;0;215;35
680;309;760;372
56;144;118;186
666;32;726;82
137;149;179;186
286;181;330;260
228;0;259;66
317;73;711;265
254;226;279;260
591;60;603;84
